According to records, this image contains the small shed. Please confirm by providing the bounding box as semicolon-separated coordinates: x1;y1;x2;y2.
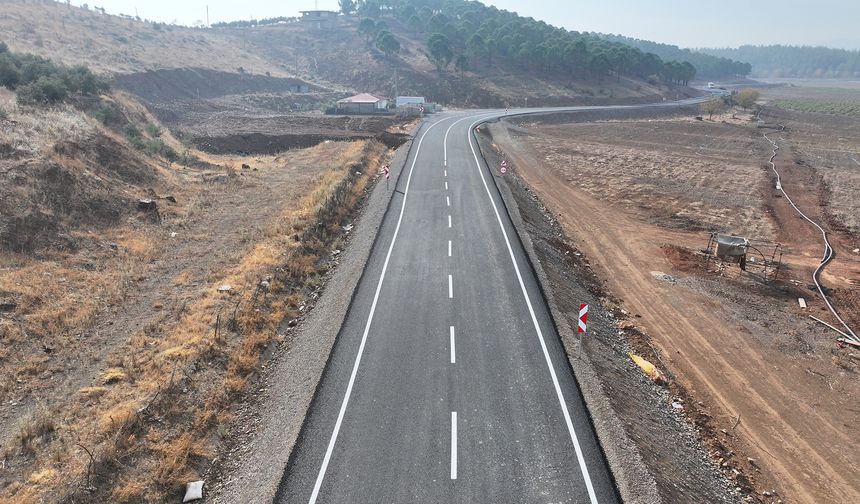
337;93;388;114
300;10;337;30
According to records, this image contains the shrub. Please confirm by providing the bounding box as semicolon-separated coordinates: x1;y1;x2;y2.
0;41;109;105
16;75;69;105
145;122;163;138
0;54;20;88
92;103;115;124
123;123;141;139
0;106;7;120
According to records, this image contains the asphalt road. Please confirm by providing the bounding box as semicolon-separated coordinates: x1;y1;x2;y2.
276;99;708;504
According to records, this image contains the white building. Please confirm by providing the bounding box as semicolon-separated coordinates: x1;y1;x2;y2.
395;96;426;107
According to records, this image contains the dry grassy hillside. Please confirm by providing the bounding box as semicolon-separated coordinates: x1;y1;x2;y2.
0;0;282;76
0;1;684;107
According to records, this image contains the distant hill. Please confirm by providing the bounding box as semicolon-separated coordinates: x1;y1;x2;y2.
0;0;708;108
598;33;751;79
697;45;860;78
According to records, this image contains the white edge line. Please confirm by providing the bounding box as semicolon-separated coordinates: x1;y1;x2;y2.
450;326;456;364
463;116;600;504
307;116;457;504
451;411;458;479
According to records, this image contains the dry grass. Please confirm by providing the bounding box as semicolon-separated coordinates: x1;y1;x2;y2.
0;137;389;502
0;89;96;155
0;1;284;76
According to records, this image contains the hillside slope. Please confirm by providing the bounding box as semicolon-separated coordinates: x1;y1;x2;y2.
0;1;700;108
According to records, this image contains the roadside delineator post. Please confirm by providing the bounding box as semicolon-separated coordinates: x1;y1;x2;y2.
577;303;588;358
382;164;390;190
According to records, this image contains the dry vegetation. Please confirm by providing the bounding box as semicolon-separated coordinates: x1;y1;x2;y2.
512;112;774;239
1;76;390;500
0;1;280;76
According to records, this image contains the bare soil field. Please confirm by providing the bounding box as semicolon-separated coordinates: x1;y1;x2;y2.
0;86;392;502
487;107;860;503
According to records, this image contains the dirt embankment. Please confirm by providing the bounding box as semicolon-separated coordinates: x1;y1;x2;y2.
482;110;860;504
115;69;321;103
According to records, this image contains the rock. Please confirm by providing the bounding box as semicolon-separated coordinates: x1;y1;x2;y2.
343;224;354;232
763;490;773;497
164;195;177;203
137;199;158;212
183;480;204;502
217;284;232;293
618;320;636;330
241;163;251;170
287;319;298;327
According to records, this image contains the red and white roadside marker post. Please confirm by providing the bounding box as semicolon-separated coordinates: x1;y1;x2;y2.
500;159;508;175
577;303;588;358
382;164;390;190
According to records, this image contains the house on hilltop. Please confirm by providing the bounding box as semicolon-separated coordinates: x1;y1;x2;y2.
336;93;388;114
300;10;337;30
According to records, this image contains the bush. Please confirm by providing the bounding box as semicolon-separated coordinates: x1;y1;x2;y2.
123;123;141;139
92;103;115;124
16;75;69;105
144;122;163;138
0;54;20;88
0;106;7;120
0;41;109;105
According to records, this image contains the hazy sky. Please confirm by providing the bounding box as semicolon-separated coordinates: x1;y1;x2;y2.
76;0;860;49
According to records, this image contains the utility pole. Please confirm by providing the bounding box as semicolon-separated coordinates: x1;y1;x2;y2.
206;5;209;27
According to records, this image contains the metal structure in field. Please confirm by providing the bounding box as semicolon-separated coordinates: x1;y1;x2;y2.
704;232;783;280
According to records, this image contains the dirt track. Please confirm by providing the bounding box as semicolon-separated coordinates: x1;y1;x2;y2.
489;115;860;504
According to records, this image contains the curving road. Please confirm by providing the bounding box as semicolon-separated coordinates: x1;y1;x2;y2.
275;98;707;504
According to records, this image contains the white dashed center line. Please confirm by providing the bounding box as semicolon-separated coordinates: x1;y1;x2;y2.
444;169;447;177
450;326;456;364
451;412;458;480
446;196;450;207
448;274;453;299
448;215;452;228
445;181;448;191
448;240;452;257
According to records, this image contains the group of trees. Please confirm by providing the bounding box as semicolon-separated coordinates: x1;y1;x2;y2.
699;45;860;78
342;0;702;84
699;88;760;120
0;42;110;105
358;17;401;59
601;34;752;79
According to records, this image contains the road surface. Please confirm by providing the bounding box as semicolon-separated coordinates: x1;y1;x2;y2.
276;99;706;503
